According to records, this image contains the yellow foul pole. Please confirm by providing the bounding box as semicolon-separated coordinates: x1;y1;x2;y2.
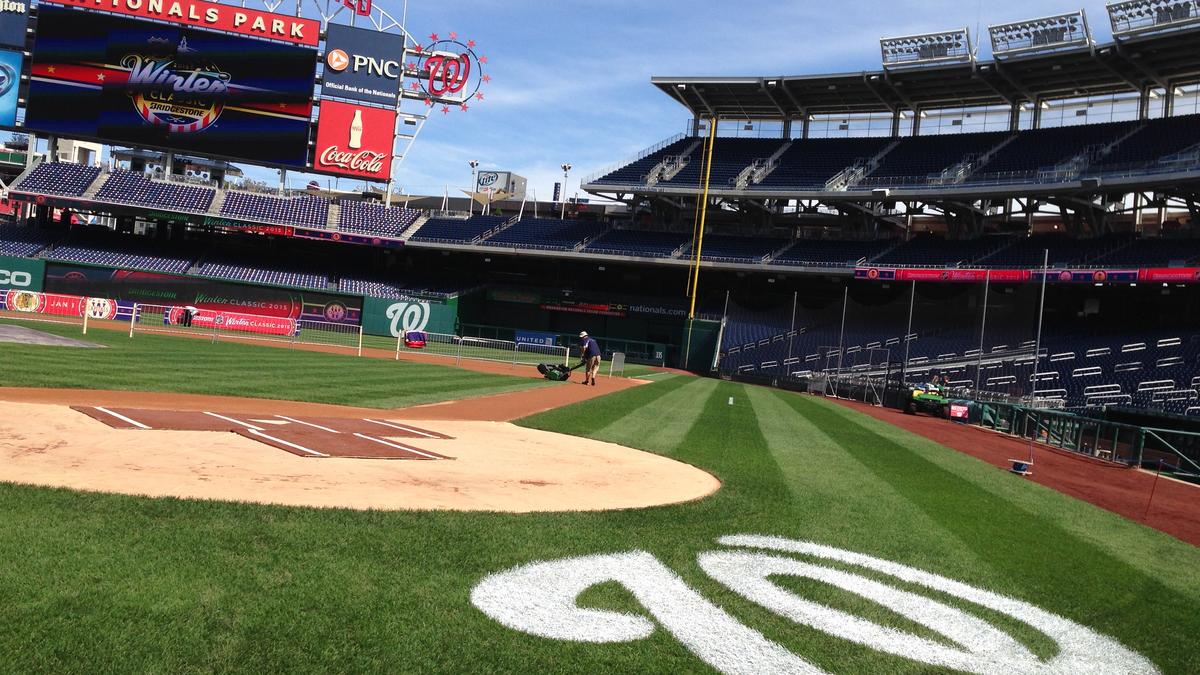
688;118;717;319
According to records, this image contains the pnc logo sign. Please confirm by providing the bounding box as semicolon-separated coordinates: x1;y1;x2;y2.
325;48;350;72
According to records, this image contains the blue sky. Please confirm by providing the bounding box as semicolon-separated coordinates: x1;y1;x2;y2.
378;0;1121;200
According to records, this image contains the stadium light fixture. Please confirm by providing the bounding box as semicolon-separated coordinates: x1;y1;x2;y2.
1108;0;1200;37
560;163;572;219
989;11;1092;57
468;160;480;215
880;28;974;68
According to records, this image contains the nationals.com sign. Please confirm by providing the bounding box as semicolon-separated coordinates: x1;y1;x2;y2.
314;100;396;181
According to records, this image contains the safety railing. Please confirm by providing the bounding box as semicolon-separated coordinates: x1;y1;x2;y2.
397;330;568;367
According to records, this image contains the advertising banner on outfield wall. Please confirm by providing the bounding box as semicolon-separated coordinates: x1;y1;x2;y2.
44;264;362;325
0;254;43;291
0;290;136;321
361;296;458;338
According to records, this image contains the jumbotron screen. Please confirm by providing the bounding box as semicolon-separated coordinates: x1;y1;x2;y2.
25;6;317;167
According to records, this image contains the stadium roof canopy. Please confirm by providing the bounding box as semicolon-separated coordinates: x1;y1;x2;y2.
652;25;1200;119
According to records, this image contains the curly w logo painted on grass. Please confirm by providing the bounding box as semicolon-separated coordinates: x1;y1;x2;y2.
471;535;1158;673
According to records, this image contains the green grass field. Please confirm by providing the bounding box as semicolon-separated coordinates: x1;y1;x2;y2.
0;318;549;408
2;319;1199;672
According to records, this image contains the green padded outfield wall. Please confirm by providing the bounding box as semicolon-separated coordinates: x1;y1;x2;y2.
362;295;459;338
0;255;45;291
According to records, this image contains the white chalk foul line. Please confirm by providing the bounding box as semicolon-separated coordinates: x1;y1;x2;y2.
203;411;264;431
93;406;151;430
362;418;442;439
352;432;442;460
275;415;341;434
246;428;329;457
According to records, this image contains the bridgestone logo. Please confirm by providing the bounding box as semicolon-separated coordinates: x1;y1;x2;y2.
319;146;386;174
471;534;1159;674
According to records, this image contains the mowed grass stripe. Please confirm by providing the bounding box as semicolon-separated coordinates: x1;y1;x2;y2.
517;374;695;439
590;377;718;451
803;395;1200;599
774;392;1199;652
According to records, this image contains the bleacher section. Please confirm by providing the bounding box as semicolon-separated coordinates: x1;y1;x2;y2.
44;241;192;274
409;215;506;244
868;132;1007;181
977;121;1138;177
772;240;892;267
0;226;56;257
14;163;100;197
590;137;695;185
1092;238;1200;267
196;258;327;291
338;277;463;300
338;202;420;238
94;170;215;213
582;230;689;258
482;218;607;250
660;138;784;187
1098;114;1200;168
753;138;893;190
874;236;1012;267
221;191;329;229
977;235;1127;268
691;235;787;263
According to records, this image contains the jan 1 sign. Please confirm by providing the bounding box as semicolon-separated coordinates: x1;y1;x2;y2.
472;534;1158;674
322;24;405;107
314;100;396;181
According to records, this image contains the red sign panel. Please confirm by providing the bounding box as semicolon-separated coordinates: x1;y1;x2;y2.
42;0;320;47
165;306;297;336
1138;267;1200;283
314;100;396;181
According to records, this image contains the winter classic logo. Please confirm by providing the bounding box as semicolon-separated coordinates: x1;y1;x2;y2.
386;300;430;336
471;535;1157;673
124;36;230;134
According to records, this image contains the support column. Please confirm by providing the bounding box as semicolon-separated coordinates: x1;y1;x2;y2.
1138;87;1151;121
801;116;811;139
782;118;792;139
1008;102;1021;132
1164;84;1176;118
691;117;701;136
1032;100;1043;129
912;110;922;136
890;109;901;138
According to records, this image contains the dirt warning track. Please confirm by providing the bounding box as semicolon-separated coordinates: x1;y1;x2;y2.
74;406;452;460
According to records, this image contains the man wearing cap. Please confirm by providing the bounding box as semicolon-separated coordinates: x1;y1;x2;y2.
578;331;602;386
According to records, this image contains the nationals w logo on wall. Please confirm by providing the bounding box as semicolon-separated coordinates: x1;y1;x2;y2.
313;100;396;181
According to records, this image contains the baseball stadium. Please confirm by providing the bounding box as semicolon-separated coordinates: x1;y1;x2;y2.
1;0;1200;672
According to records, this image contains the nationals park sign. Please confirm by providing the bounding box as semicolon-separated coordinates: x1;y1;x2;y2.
42;0;320;46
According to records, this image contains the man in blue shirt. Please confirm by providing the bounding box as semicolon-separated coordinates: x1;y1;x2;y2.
578;331;602;386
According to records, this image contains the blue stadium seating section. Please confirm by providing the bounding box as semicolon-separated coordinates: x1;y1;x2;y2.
753;138;893;190
196;259;328;291
590;137;696;185
773;240;893;267
1092;238;1200;267
94;170;214;213
15;163;100;197
338;202;420;238
338;277;463;300
45;242;192;274
591;114;1200;191
975;235;1129;268
689;235;788;263
582;230;689;258
0;226;56;257
410;215;506;244
874;236;1012;267
660;138;785;188
221;191;329;229
869;132;1008;181
483;218;608;250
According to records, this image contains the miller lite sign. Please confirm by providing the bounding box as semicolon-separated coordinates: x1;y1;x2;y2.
314;99;396;181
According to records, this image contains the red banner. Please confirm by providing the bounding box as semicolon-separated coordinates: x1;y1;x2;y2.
43;0;320;47
895;268;1029;283
313;100;396;181
1138;267;1200;283
164;306;297;336
1;290;85;315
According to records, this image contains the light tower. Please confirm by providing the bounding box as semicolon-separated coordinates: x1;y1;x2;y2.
468;160;480;215
560;163;572;219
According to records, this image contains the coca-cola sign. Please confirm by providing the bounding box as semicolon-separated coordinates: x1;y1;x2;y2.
313;100;396;181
